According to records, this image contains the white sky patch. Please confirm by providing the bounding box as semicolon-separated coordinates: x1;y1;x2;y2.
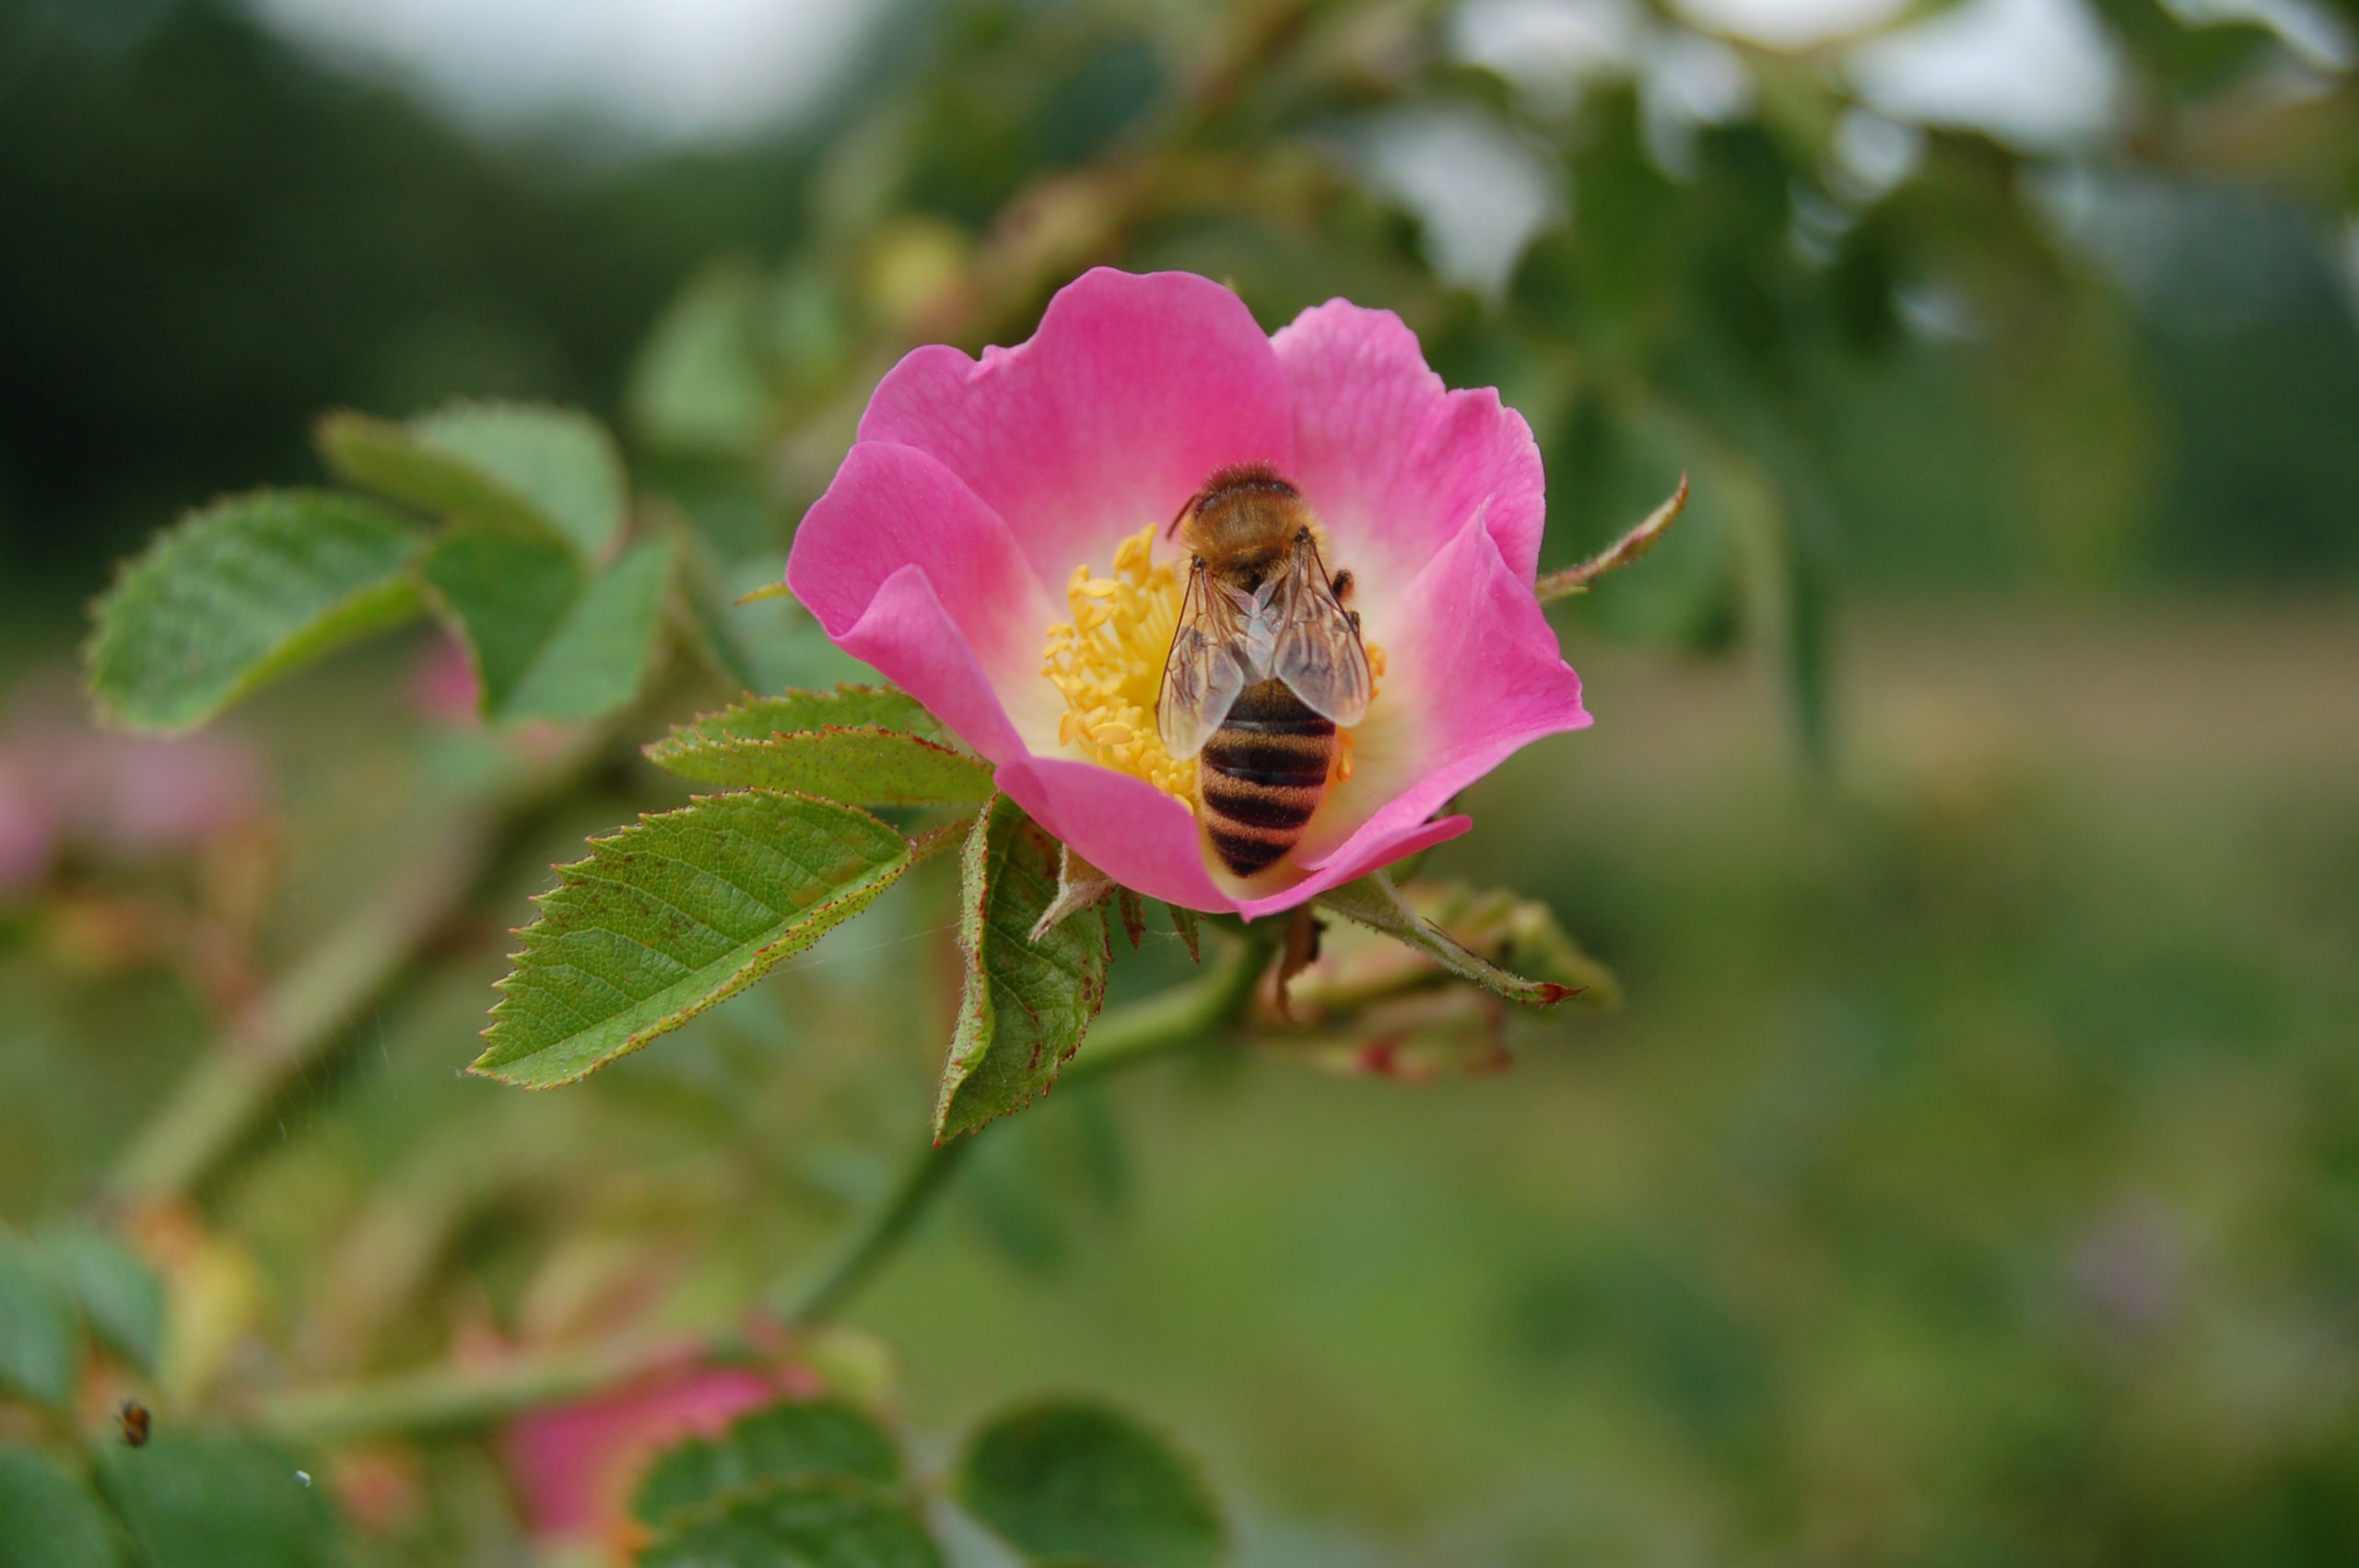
244;0;874;145
1670;0;1912;51
1848;0;2120;151
1353;106;1566;298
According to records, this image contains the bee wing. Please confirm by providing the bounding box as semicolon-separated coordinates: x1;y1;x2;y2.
1156;563;1252;761
1267;533;1372;727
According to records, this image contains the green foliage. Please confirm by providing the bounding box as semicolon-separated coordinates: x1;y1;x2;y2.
93;1433;337;1568
422;529;674;723
638;1478;941;1568
0;1445;121;1568
934;797;1112;1141
631;1398;902;1528
957;1400;1223;1568
0;1231;82;1410
646;699;996;802
318;403;627;558
1316;872;1584;1008
471;792;928;1087
84;491;424;733
40;1227;166;1377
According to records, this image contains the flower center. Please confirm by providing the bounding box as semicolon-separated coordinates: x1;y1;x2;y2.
1041;525;1199;803
1040;523;1389;810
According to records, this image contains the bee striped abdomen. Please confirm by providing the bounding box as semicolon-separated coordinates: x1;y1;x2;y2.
1199;678;1335;876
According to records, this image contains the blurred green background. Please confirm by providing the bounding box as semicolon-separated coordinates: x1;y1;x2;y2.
4;0;2357;1562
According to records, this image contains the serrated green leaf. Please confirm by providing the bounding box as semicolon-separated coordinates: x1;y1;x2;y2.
638;1477;940;1568
648;728;993;804
318;402;625;557
472;791;928;1088
631;1399;900;1529
85;490;424;733
1315;872;1581;1007
94;1433;336;1568
0;1233;82;1410
957;1400;1223;1568
0;1445;122;1568
423;529;672;724
663;687;954;747
41;1227;165;1377
933;797;1112;1142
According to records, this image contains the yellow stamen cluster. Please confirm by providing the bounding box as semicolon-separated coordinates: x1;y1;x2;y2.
1041;525;1199;803
1039;524;1391;806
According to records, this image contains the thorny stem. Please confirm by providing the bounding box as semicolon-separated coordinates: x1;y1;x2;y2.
254;932;1278;1445
1533;473;1691;605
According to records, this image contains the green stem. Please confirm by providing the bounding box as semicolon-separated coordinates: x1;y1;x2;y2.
258;1331;729;1448
780;930;1275;1328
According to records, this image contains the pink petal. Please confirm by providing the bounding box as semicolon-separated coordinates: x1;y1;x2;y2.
789;443;1063;756
992;755;1229;910
1287;509;1589;883
501;1363;802;1541
856;269;1297;593
1271;300;1546;612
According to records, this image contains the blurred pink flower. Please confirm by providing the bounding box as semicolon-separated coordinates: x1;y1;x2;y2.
0;764;56;895
499;1359;818;1547
405;628;484;727
0;677;268;893
787;268;1588;916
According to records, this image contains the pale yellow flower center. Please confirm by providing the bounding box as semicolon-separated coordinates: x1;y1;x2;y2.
1039;523;1387;809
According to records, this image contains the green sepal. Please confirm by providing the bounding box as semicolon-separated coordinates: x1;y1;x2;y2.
933;797;1112;1142
1314;872;1588;1007
85;489;424;733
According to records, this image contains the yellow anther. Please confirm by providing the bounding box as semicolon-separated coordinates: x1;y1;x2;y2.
1041;523;1384;811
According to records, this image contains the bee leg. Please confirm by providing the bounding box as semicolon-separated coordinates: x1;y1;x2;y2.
1330;568;1355;603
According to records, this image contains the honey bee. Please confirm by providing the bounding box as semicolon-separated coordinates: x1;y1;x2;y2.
1157;465;1372;877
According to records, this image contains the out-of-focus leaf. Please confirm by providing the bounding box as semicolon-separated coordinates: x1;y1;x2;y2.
628;256;773;453
94;1433;337;1568
1316;872;1585;1007
471;792;928;1087
933;797;1112;1142
423;529;673;723
500;536;674;722
0;1233;82;1410
957;1400;1223;1568
631;1399;901;1529
638;1478;940;1568
0;1445;121;1568
85;490;423;733
318;402;626;558
646;691;993;805
41;1227;165;1377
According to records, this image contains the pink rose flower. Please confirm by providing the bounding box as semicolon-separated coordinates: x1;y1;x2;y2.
787;268;1588;917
